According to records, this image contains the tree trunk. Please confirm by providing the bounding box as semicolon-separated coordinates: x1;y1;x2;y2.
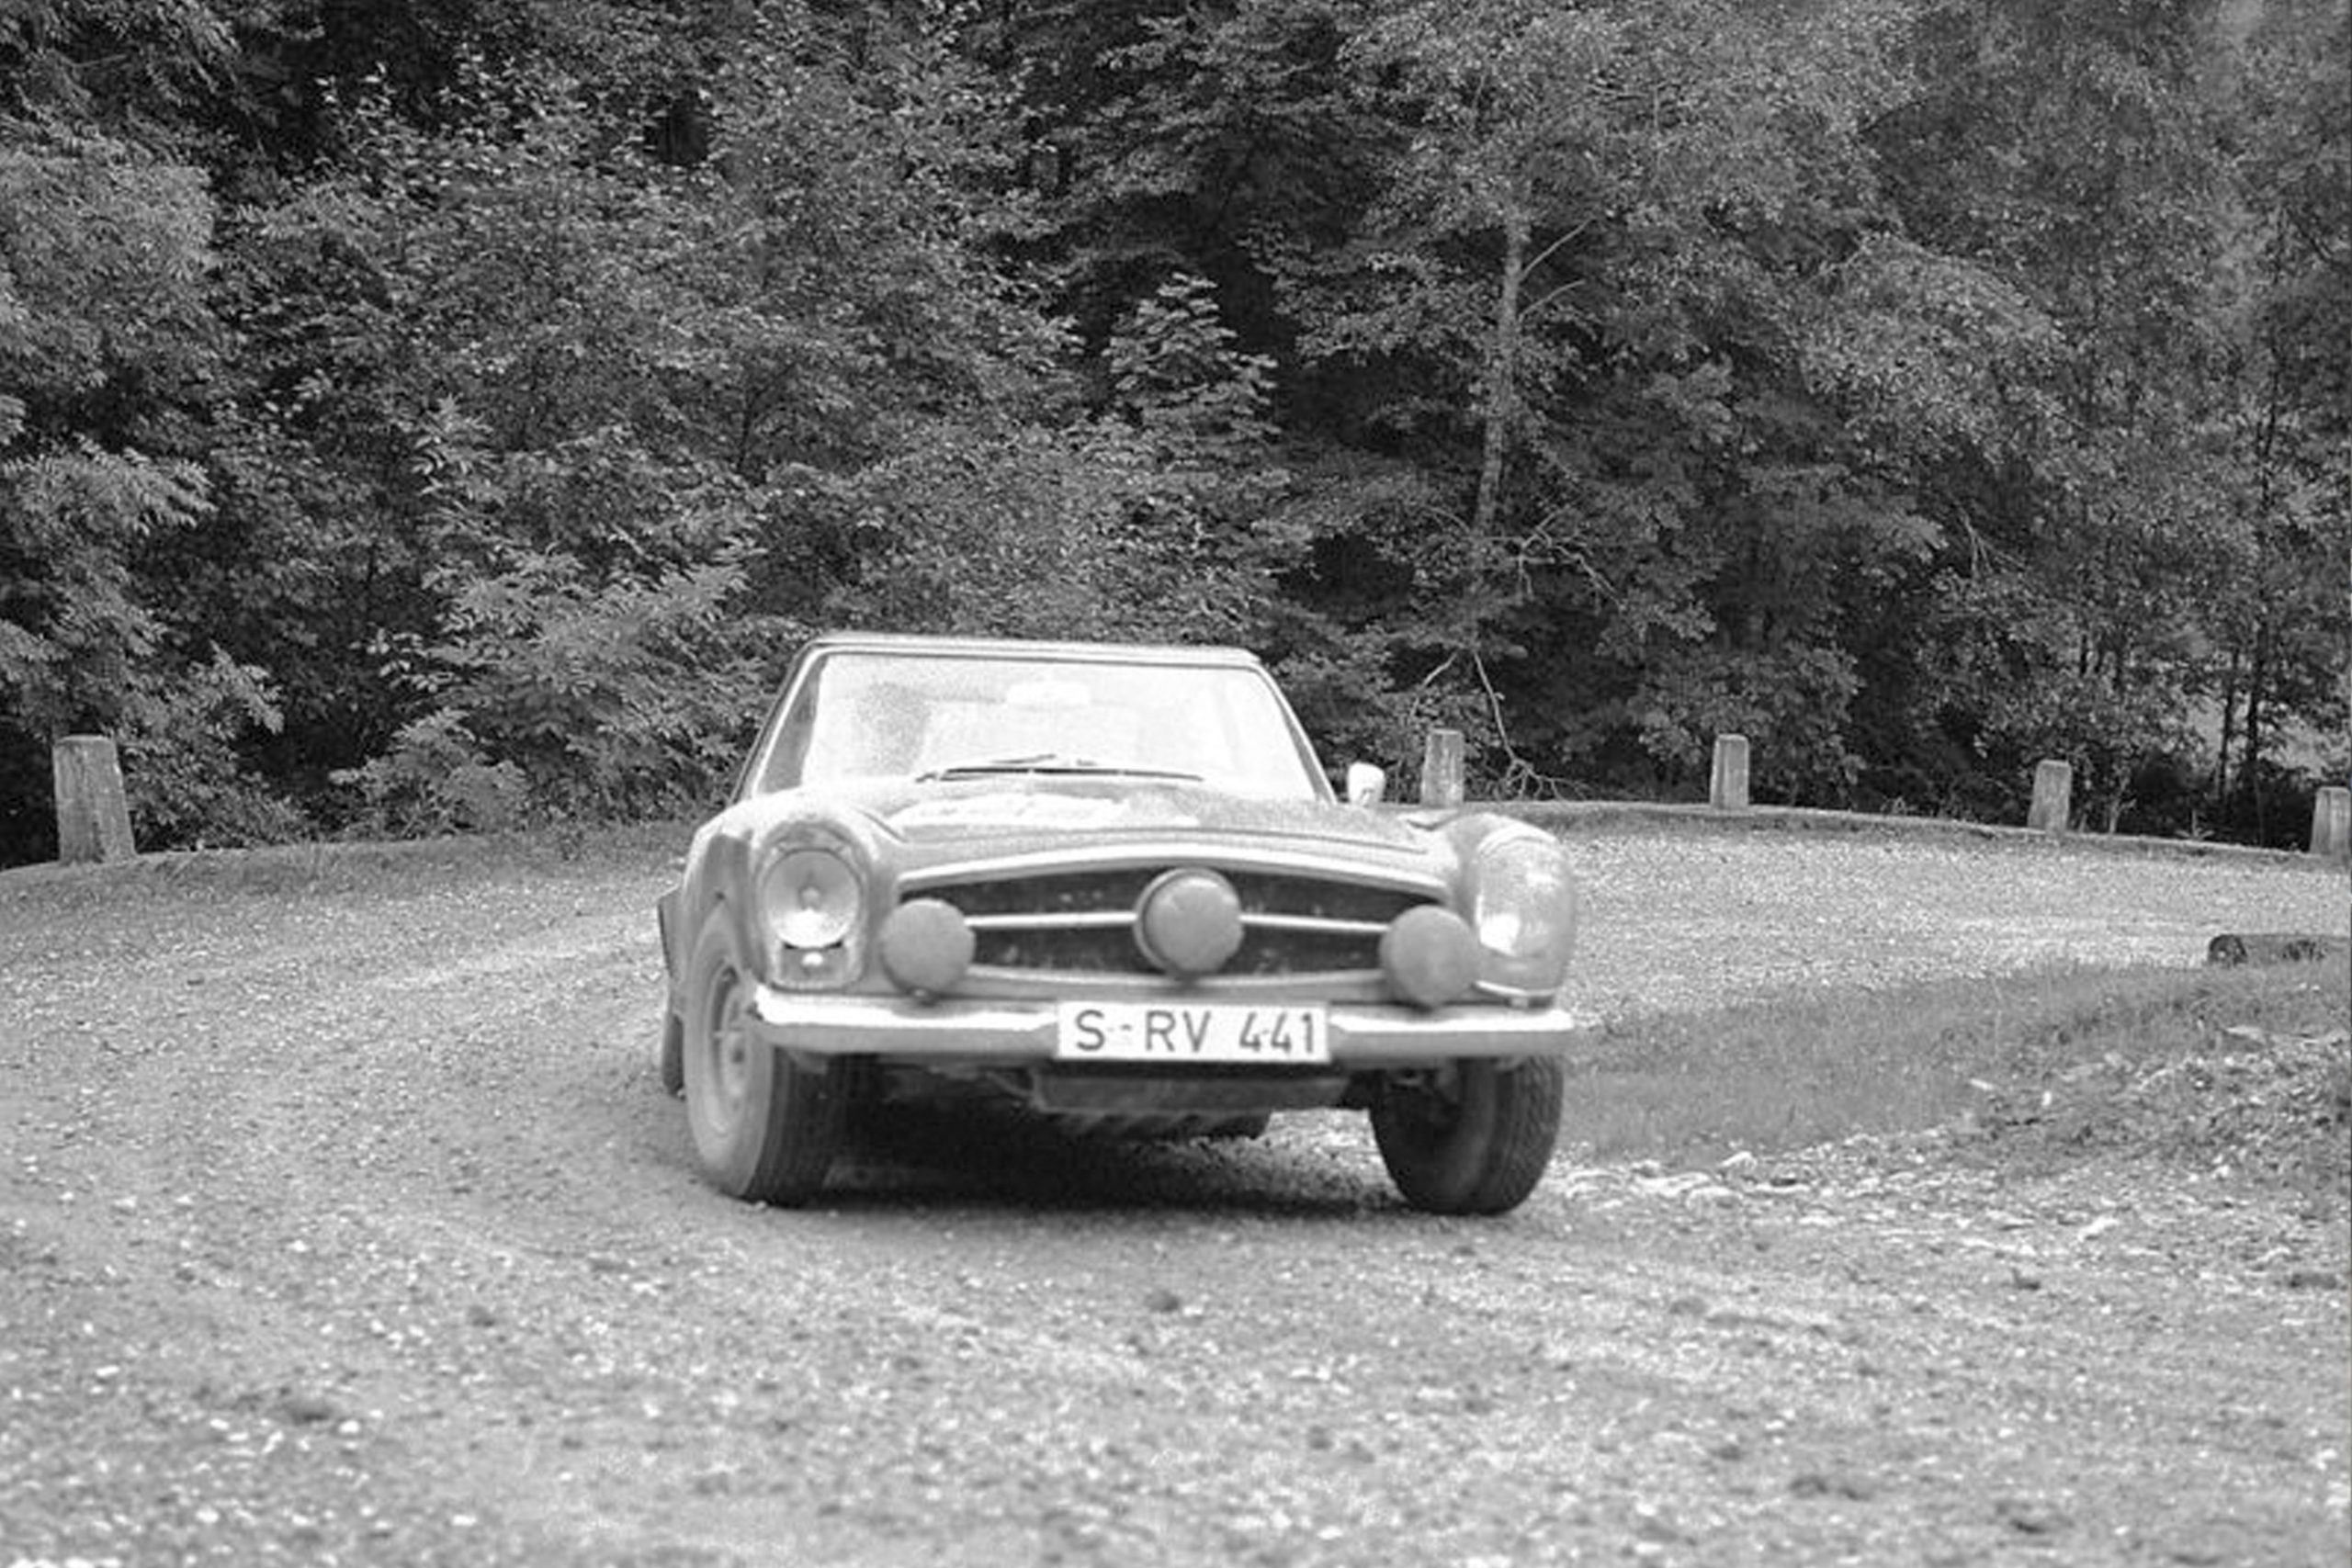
2240;625;2269;840
1469;204;1529;615
2213;651;2239;806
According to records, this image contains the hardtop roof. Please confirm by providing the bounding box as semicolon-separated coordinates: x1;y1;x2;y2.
797;631;1266;669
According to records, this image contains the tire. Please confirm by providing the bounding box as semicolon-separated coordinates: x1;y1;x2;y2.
680;908;848;1205
1370;1057;1564;1215
658;1010;684;1096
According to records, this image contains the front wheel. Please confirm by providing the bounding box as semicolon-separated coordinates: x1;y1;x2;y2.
1371;1057;1564;1215
657;1010;684;1096
681;910;848;1205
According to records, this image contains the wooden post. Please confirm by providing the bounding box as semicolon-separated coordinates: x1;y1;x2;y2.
52;734;136;863
1419;728;1464;807
2311;786;2350;860
1709;733;1750;810
2027;759;2072;834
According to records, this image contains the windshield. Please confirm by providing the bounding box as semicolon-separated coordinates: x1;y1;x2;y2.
749;649;1327;801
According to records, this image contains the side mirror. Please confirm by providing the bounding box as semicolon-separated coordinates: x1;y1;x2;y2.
1344;761;1387;807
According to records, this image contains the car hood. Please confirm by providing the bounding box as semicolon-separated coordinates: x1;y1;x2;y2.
715;775;1443;865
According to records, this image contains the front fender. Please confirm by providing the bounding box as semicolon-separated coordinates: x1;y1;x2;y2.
656;886;684;983
673;798;890;992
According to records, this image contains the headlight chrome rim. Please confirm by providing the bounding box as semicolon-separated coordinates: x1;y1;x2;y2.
1466;827;1577;993
758;844;863;952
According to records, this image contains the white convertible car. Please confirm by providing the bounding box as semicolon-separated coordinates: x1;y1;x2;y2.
656;633;1583;1213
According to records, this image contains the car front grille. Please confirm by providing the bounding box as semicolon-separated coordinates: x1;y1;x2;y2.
905;863;1437;979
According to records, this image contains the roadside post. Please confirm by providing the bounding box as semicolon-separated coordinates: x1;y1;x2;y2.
1709;734;1750;810
51;734;136;864
2311;786;2350;860
2028;760;2072;834
1420;728;1465;807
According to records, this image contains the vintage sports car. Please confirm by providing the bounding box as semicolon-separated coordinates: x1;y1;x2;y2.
656;633;1582;1213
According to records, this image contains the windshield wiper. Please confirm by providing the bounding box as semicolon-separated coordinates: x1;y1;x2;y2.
914;753;1202;783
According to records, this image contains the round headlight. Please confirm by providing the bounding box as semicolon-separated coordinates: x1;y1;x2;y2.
759;846;862;950
1470;830;1577;963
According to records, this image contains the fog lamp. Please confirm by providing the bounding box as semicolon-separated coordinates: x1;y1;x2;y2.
1135;869;1244;977
1380;905;1480;1009
878;898;975;997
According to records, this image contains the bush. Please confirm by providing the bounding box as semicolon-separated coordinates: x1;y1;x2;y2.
332;709;530;837
339;544;786;832
117;649;313;849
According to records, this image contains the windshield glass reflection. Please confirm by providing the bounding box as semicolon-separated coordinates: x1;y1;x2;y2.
758;652;1323;800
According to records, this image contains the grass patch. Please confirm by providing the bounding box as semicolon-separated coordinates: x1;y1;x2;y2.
0;819;695;906
1566;960;2350;1197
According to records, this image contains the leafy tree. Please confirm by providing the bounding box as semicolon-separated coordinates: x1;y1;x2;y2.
255;5;1131;821
338;542;776;829
828;272;1295;646
1261;0;1930;797
0;129;217;727
1861;0;2249;821
1004;0;1383;347
117;647;307;846
2202;0;2350;839
1096;273;1295;637
1;0;2340;861
0;0;241;134
0;125;267;860
243;57;794;824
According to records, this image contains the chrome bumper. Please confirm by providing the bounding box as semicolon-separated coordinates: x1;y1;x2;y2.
749;987;1585;1066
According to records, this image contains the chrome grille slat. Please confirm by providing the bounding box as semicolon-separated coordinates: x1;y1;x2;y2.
963;911;1389;937
906;856;1432;978
1242;913;1391;937
966;911;1136;931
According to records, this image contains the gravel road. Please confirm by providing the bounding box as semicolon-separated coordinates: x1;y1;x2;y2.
1;827;2345;1567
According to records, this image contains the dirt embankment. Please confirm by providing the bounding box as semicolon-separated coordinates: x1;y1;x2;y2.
1;830;2346;1567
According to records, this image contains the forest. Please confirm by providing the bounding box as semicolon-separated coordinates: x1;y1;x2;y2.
1;0;2345;866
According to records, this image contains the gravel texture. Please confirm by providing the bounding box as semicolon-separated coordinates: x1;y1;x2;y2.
0;825;2345;1567
1556;828;2344;1023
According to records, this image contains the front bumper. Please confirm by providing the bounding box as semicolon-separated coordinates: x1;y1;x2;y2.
749;987;1587;1067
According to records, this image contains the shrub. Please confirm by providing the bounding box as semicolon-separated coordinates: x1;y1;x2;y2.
339;543;786;831
117;649;313;849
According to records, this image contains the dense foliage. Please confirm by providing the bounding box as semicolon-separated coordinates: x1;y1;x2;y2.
1;0;2343;863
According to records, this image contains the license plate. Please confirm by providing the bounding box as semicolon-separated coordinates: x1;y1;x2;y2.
1055;1002;1330;1065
